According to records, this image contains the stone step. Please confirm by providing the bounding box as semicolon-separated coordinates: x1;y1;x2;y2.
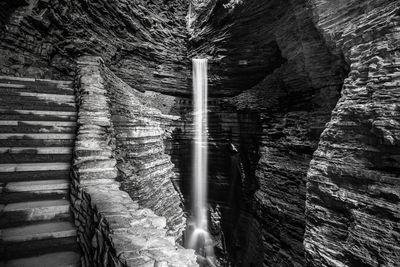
0;133;75;140
0;94;75;107
0;109;77;122
0;221;76;242
0;85;75;97
0;221;79;260
0;77;73;94
0;146;72;163
0;251;80;267
0;189;68;205
4;179;70;192
0;109;77;117
0;114;77;122
0;76;73;87
0;139;74;148
0;121;76;127
0;102;76;112
0;199;71;228
0;125;76;134
0;147;73;154
0;162;71;172
0;170;70;183
0;153;72;164
0;91;75;101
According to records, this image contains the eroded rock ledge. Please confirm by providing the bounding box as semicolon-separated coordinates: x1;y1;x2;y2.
70;56;198;267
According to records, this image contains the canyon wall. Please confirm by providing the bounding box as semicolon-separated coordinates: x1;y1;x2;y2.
0;0;189;94
1;0;399;266
190;0;400;266
304;1;400;266
188;0;348;265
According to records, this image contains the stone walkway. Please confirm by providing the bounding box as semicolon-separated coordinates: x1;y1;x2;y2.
0;76;80;266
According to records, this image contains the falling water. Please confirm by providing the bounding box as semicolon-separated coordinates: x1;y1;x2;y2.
188;58;216;266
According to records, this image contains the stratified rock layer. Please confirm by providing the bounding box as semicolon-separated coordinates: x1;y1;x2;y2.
0;0;189;94
189;0;348;265
304;1;400;266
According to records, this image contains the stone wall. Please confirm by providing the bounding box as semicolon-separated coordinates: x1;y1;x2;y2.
304;1;400;266
70;56;198;267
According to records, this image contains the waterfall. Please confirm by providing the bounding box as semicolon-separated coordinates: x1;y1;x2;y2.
188;58;216;266
192;58;208;233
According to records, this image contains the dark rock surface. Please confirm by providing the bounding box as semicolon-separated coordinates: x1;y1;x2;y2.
1;0;400;266
0;0;189;94
188;0;348;265
304;1;400;266
164;97;262;264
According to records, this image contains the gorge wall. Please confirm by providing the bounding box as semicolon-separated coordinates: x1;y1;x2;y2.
188;0;400;266
1;0;399;266
188;0;348;265
0;0;189;94
304;1;400;266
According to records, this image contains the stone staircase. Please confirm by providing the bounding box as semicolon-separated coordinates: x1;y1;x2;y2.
0;76;81;266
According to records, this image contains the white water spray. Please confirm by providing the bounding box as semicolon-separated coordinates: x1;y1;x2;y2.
188;58;216;266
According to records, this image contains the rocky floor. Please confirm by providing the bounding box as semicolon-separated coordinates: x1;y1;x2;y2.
0;76;80;266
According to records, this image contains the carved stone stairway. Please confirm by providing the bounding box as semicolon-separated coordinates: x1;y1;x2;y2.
0;76;80;266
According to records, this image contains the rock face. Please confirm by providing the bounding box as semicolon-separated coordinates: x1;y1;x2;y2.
0;0;189;94
304;1;400;266
188;0;348;265
1;0;400;266
164;98;262;264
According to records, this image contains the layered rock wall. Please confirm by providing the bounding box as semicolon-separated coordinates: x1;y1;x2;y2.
164;98;262;263
304;1;400;266
189;0;348;265
0;0;189;94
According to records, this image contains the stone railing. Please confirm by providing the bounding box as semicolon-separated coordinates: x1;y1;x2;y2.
70;56;197;267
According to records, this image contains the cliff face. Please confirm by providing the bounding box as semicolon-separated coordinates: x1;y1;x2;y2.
0;0;189;94
189;0;400;266
304;1;400;266
0;0;191;243
188;0;348;265
164;98;262;263
1;0;399;266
